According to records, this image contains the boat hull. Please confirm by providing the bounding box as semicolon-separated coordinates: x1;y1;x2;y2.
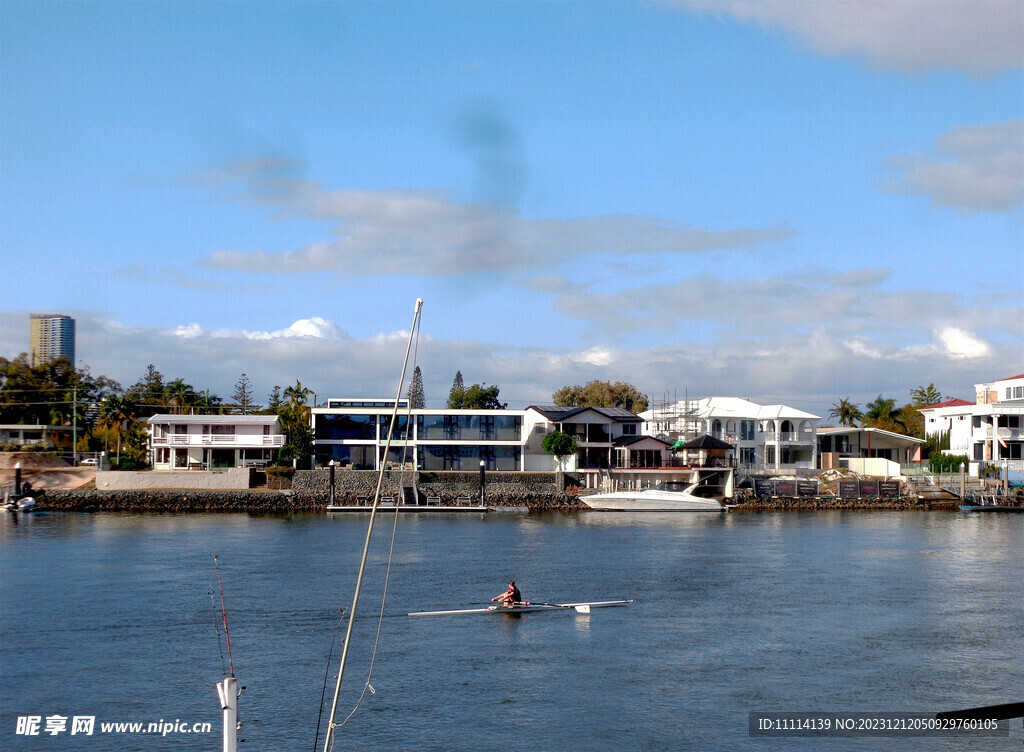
581;490;727;512
409;600;632;617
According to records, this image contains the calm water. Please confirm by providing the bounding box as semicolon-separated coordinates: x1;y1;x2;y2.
1;509;1022;751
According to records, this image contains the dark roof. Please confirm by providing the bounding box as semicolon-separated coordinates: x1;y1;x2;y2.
613;435;672;448
528;405;643;423
677;434;732;450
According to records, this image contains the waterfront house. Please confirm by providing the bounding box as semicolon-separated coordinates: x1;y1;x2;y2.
313;399;526;471
310;399;653;477
919;373;1024;472
817;427;924;473
523;405;652;471
639;396;820;472
147;414;284;469
0;424;75;449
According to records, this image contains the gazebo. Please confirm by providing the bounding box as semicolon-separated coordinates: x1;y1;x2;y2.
675;434;733;468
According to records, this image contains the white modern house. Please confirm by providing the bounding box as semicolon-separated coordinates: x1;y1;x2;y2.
310;399;655;477
639;396;820;471
920;373;1024;472
817;427;925;474
147;414;285;470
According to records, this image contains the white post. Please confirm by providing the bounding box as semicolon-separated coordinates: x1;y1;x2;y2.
216;676;237;752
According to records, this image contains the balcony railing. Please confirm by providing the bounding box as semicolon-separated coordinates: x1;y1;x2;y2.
761;432;815;444
153;434;285;447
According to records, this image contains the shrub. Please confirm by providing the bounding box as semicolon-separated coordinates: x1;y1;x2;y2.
929;453;970;473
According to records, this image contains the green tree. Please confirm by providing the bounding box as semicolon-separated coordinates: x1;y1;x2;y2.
910;383;942;407
0;355;120;447
276;380;314;467
461;383;507;409
552;380;649;412
232;373;259;415
408;366;426;409
125;365;167;417
266;385;282;413
447;371;466;408
542;430;578;475
828;397;863;427
100;394;137;465
164;378;197;415
864;395;908;434
284;380;313;407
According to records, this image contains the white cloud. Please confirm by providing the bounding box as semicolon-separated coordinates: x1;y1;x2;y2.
672;0;1024;74
572;347;618;367
198;159;793;276
937;327;991;359
884;121;1024;213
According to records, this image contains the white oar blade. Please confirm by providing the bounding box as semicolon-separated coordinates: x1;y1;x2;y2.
574;604;591;614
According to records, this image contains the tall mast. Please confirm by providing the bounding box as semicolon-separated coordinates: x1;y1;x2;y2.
322;298;423;752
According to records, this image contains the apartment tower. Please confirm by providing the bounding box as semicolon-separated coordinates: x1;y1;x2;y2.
30;314;76;367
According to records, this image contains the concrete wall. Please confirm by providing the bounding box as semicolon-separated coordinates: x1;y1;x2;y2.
842;457;901;478
97;468;252;490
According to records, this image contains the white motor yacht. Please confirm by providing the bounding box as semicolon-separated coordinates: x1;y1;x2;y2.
581;480;732;512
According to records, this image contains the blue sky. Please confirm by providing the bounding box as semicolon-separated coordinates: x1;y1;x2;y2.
2;0;1022;413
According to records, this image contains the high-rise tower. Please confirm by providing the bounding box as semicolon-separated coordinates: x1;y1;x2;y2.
30;314;76;367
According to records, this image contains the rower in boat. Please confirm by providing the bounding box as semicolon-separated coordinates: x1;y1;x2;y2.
491;580;522;607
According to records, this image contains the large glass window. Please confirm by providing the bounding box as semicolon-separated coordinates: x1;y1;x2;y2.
314;444;376;469
379;414;410;440
316;414;376;440
419;445;519;471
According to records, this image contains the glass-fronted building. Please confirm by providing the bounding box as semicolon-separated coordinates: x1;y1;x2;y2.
313;400;526;471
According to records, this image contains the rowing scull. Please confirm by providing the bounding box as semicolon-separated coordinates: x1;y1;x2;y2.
408;600;632;617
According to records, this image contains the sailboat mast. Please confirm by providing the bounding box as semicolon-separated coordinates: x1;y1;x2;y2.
322;298;423;752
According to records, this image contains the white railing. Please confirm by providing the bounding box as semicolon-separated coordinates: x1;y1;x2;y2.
760;432;815;444
153;434;285;447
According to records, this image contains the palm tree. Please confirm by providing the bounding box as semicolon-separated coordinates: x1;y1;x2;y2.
100;395;136;465
864;395;908;433
284;380;312;407
828;397;863;427
164;379;197;415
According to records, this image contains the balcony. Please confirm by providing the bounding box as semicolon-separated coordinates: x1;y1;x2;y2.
761;431;815;445
153;433;285;447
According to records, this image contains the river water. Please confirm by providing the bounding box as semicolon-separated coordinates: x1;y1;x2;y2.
1;509;1021;751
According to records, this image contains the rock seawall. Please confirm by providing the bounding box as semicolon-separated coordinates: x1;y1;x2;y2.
42;489;304;513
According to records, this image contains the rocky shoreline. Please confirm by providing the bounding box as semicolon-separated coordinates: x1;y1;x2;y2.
29;488;1000;513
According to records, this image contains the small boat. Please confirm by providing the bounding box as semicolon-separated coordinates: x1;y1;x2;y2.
582;481;732;512
409;600;633;617
3;495;37;513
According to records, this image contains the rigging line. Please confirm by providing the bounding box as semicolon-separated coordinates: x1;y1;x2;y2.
213;554;235;678
335;311;422;731
321;298;423;752
208;582;228;679
311;608;347;752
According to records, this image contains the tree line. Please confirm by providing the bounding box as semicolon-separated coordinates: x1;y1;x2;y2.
0;355;315;468
828;383;946;444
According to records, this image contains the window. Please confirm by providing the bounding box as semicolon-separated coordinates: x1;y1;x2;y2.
621;424;637;435
316;414;375;440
